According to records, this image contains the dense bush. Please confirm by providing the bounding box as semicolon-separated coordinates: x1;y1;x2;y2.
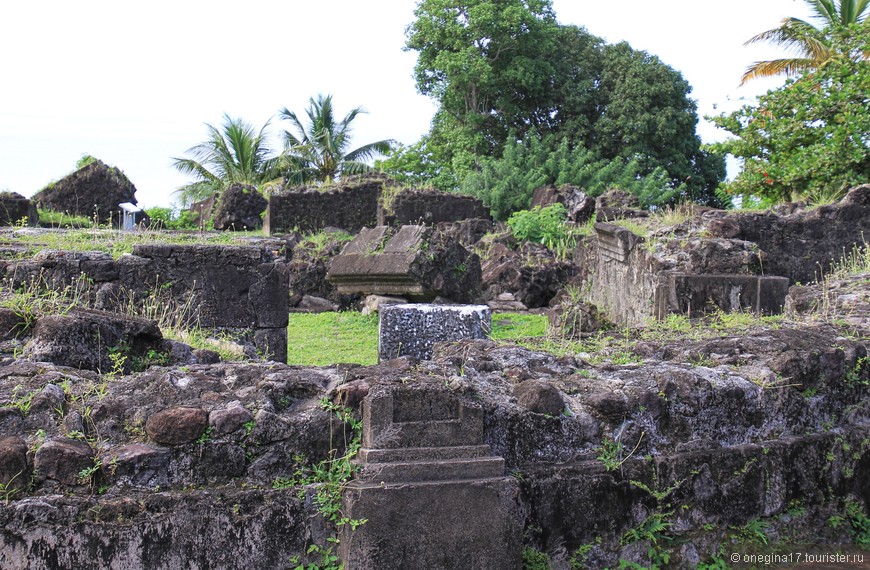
145;207;202;230
506;203;568;248
463;134;682;220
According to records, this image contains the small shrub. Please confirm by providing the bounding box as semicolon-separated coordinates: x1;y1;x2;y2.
507;203;568;248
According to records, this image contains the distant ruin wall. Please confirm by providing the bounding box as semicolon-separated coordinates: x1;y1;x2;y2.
1;244;288;361
264;183;380;235
706;184;870;283
265;184;492;235
378;190;490;226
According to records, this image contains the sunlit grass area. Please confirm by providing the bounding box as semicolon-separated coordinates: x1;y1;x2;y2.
286;311;550;366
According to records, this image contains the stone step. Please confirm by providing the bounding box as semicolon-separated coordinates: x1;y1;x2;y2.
355;456;505;484
358;444;492;463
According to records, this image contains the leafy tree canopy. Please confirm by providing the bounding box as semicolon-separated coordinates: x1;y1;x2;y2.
710;24;870;204
403;0;725;214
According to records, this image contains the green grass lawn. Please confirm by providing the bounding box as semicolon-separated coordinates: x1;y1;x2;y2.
286;311;548;366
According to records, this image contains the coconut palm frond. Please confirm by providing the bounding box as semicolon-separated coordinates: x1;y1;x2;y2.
279;94;391;184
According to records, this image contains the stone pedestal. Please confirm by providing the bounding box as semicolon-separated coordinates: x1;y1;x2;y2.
378;304;491;362
340;385;522;570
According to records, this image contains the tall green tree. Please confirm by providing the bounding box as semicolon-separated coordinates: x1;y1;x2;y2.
406;0;560;175
591;42;725;203
740;0;870;84
712;24;870;203
404;4;725;210
172;114;283;206
279;94;393;185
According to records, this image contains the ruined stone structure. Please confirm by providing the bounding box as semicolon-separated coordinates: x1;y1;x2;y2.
587;222;788;326
341;385;522;569
326;225;482;303
378;303;491;361
378;188;489;226
1;244;288;362
211;183;268;231
265;179;491;235
0;192;38;227
706;184;870;283
264;181;382;235
31;159;139;225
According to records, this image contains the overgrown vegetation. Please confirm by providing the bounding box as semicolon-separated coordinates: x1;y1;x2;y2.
275;399;366;570
710;23;869;205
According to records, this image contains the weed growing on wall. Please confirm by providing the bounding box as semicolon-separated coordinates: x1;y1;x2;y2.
284;398;366;570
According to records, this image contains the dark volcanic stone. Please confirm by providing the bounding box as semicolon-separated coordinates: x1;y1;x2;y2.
34;437;94;486
0;436;29;493
31;159;138;225
212;183;268;231
514;380;565;415
209;404;254;435
0;191;38;226
146;407;208;445
102;444;171;488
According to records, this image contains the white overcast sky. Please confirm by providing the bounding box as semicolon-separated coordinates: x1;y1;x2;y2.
0;0;811;208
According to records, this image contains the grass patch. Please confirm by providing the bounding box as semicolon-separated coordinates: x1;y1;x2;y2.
490;312;548;340
287;312;380;366
2;227;265;260
286;311;549;366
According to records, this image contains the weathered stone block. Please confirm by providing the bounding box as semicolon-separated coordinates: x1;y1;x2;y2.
0;436;29;494
342;385;521;569
377;303;490;362
33;438;94;486
146;407;208;445
340;478;522;570
657;273;789;318
327;225;482;302
361;386;485;450
378;188;490;226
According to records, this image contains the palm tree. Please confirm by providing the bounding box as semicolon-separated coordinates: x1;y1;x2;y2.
740;0;870;84
172;114;284;206
279;94;393;185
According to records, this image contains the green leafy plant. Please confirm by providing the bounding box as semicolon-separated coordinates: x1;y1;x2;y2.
284;399;366;569
620;512;673;569
828;498;870;545
507;204;569;248
522;547;551;570
0;472;23;505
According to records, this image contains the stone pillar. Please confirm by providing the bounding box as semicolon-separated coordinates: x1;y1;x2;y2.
340;385;522;569
377;304;491;362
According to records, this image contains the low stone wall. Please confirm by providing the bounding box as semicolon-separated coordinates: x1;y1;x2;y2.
706;185;870;283
378;189;490;226
0;320;867;568
1;244;289;362
265;182;492;236
264;182;381;235
587;223;788;326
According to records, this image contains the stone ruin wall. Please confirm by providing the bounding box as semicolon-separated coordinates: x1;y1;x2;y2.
0;244;289;362
706;185;870;284
264;182;489;235
1;331;867;568
264;183;381;235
